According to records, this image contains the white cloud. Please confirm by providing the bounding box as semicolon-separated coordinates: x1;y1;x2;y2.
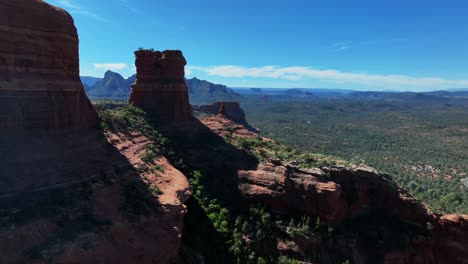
94;63;128;70
185;67;192;76
188;65;468;89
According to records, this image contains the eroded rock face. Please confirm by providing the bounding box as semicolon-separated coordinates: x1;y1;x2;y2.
434;214;468;264
0;131;192;264
194;101;258;132
239;163;348;223
0;0;97;132
129;50;192;122
238;162;434;225
193;102;244;123
0;2;191;263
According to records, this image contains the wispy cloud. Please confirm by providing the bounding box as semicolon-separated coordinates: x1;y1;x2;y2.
118;0;138;13
187;65;468;89
94;63;127;70
54;0;108;22
331;42;352;51
331;38;408;52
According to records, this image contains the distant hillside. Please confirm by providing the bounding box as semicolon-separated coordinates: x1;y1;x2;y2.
186;77;244;105
82;74;244;104
80;76;102;87
85;70;135;100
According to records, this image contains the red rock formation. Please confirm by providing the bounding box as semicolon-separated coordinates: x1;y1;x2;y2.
0;2;191;263
199;115;468;264
239;163;348;223
434;214;468;263
0;131;191;264
0;0;97;132
129;49;192;122
194;101;258;131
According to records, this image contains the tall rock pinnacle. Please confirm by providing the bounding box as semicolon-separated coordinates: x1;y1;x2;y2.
129;49;192;122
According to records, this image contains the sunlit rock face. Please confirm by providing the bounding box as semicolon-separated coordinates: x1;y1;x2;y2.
0;0;97;132
129;49;192;122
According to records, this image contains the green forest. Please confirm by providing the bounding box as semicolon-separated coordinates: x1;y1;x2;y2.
242;99;468;214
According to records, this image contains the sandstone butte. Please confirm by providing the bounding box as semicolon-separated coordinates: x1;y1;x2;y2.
129;49;192;122
0;1;191;263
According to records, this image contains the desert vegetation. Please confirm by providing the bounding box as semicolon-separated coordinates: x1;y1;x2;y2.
242;99;468;214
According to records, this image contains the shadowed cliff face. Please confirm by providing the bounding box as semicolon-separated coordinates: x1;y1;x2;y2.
0;0;97;132
0;2;191;263
129;50;192;122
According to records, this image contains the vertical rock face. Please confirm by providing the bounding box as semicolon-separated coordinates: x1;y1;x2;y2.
129;49;192;122
0;0;97;132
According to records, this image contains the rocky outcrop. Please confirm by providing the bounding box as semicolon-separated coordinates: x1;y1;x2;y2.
198;115;468;264
237;162;468;263
129;50;192;122
194;102;257;132
0;131;192;264
239;162;432;225
0;0;97;132
433;214;468;264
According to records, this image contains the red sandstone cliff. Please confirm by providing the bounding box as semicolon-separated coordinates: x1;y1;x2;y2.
0;1;191;263
129;50;192;122
0;0;97;132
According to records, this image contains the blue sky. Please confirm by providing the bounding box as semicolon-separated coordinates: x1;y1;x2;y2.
49;0;468;91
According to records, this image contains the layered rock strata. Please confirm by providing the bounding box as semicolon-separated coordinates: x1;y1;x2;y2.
129;50;192;122
0;2;191;263
0;0;97;132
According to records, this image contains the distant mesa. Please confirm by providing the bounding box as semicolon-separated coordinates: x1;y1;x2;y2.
0;0;97;132
129;49;192;122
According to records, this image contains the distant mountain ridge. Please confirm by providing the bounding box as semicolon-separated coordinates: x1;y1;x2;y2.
185;77;244;105
81;72;245;104
84;70;135;100
80;76;102;87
